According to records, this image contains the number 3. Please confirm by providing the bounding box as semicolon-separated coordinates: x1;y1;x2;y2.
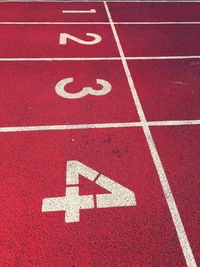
55;78;112;99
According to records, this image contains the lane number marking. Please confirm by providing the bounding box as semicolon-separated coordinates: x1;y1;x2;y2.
55;78;112;99
62;9;96;14
42;161;136;223
59;33;102;45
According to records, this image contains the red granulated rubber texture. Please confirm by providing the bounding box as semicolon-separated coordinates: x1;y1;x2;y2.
0;60;139;127
116;24;200;57
151;125;200;265
0;2;108;22
127;59;200;121
108;2;200;22
0;24;119;58
0;128;186;266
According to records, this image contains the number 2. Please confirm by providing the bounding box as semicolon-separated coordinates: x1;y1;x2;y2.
59;32;102;45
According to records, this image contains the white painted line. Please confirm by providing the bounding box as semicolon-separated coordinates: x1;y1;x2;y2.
104;2;197;267
127;55;200;60
62;9;96;13
0;57;121;61
1;0;200;2
0;22;109;24
114;22;200;24
1;120;200;133
148;120;200;126
0;22;200;25
0;122;140;133
0;56;200;61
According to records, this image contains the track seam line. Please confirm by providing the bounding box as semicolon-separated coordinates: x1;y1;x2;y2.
104;1;197;266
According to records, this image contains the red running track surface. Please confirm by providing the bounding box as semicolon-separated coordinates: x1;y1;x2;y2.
0;1;199;266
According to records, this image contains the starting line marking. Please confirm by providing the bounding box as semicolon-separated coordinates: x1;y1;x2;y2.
1;120;200;133
62;9;96;14
104;2;197;267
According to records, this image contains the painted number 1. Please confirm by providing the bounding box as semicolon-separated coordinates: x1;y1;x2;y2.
42;161;136;223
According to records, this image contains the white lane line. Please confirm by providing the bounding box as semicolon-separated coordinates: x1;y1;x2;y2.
104;2;197;267
0;22;200;24
0;56;200;61
0;57;121;61
1;1;200;2
1;120;200;133
0;22;109;24
62;9;96;13
115;22;200;24
148;120;200;126
0;122;141;133
127;56;200;60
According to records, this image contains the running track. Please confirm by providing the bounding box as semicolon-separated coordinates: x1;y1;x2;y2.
0;1;199;266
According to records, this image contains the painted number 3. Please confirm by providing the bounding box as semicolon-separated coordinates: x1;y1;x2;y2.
42;161;136;223
55;78;112;99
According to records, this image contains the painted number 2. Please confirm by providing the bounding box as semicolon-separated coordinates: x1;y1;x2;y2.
59;33;102;45
42;161;136;223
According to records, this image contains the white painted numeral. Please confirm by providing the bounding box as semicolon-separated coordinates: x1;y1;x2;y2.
42;161;136;223
55;78;112;99
59;33;102;45
62;9;96;14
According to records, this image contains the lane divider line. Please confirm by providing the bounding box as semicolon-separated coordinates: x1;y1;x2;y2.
0;21;200;24
0;56;200;61
0;1;200;3
104;1;197;266
1;120;200;133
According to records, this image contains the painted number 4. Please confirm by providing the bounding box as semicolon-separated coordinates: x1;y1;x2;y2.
42;161;136;223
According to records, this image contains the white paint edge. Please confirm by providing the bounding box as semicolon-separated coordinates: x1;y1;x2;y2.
104;1;197;266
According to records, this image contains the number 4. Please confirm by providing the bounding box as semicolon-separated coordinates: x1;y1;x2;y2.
42;161;137;223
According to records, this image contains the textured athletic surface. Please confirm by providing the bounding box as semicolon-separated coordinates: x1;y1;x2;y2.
0;2;199;266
